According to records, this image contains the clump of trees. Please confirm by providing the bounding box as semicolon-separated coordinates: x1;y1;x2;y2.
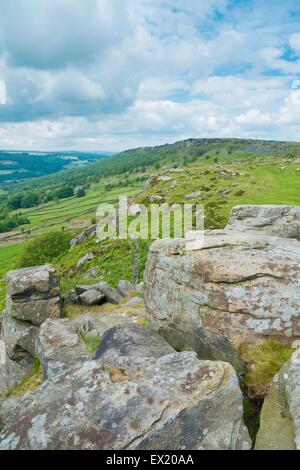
18;231;72;268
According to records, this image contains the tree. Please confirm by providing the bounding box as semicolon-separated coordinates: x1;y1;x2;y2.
76;188;86;198
21;192;39;208
18;231;72;268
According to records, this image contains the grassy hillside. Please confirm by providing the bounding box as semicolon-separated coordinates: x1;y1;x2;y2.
1;138;300;312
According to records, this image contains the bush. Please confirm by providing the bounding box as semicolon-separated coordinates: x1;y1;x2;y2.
18;231;72;268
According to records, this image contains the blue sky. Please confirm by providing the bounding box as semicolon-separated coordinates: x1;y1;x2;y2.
0;0;300;150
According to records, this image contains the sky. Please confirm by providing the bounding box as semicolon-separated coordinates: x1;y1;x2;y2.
1;0;300;151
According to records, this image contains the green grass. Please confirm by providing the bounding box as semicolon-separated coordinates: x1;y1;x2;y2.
4;359;43;398
240;339;294;397
80;333;101;354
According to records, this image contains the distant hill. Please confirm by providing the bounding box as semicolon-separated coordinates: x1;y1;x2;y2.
1;138;300;196
0;150;116;184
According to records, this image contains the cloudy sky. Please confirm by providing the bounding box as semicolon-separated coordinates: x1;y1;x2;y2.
1;0;300;151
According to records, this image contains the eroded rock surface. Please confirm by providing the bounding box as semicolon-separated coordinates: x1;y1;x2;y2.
144;231;300;366
0;325;250;450
226;205;300;240
0;265;61;394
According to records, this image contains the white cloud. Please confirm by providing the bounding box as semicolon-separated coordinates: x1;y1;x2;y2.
1;0;300;149
289;32;300;55
0;80;6;104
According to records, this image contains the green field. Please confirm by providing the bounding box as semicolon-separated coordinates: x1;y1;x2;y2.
0;178;145;243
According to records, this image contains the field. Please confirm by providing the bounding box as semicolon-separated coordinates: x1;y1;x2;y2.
0;177;145;244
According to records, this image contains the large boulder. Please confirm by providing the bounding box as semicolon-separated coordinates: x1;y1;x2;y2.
144;231;300;367
6;265;61;325
0;325;251;450
255;347;300;450
1;314;39;360
0;265;62;394
0;353;35;396
226;205;300;240
37;310;146;380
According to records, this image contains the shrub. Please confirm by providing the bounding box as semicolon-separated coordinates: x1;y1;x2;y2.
18;231;72;268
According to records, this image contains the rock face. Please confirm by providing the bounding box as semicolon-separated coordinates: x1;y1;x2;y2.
255;347;300;450
0;324;251;450
0;265;61;394
71;281;124;306
70;225;97;248
144;231;300;367
6;265;61;325
226;205;300;240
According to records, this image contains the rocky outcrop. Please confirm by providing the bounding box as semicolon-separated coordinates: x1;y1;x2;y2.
0;265;61;395
226;205;300;240
144;230;300;367
67;281;130;306
0;324;251;450
255;347;300;450
70;225;97;248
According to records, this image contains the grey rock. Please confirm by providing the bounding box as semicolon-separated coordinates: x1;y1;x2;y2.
0;353;35;396
1;313;39;360
6;265;61;325
144;230;300;368
70;225;97;248
63;290;78;306
117;280;135;298
123;297;143;308
6;296;61;325
0;325;251;450
95;325;175;367
135;282;144;293
226;205;300;240
76;252;94;270
78;290;105;306
95;281;123;305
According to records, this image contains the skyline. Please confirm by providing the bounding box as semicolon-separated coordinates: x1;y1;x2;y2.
1;0;300;151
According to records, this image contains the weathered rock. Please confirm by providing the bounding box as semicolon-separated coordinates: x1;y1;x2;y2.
95;325;175;367
0;325;251;450
70;225;97;248
75;282;123;304
78;290;105;306
135;282;144;293
1;265;62;395
6;265;61;325
123;297;143;308
6;296;61;326
117;280;135;298
76;252;94;270
144;231;300;367
7;265;60;300
226;205;300;240
37;318;90;380
37;311;146;380
255;348;300;450
1;313;39;360
0;353;35;396
95;281;123;305
63;290;78;306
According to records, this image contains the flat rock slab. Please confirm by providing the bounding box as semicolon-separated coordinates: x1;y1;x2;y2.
226;205;300;240
144;230;300;366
